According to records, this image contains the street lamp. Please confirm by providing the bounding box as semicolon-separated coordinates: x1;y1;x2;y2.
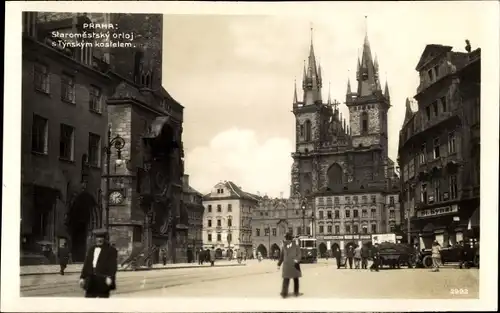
310;213;316;237
265;225;271;258
301;200;307;236
227;224;232;260
104;124;126;231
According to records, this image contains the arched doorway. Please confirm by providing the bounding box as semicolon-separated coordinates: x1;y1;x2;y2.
227;249;233;259
66;191;99;262
257;244;268;258
331;243;340;253
271;243;280;259
318;242;327;257
215;248;223;259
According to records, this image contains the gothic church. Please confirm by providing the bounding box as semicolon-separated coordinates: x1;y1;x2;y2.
290;29;401;248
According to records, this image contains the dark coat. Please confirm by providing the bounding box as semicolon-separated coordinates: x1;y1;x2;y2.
209;249;216;262
346;247;355;258
278;240;302;279
332;248;341;258
361;246;370;258
80;244;118;295
58;247;70;265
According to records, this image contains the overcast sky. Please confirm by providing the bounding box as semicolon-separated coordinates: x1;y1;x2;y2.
162;2;489;198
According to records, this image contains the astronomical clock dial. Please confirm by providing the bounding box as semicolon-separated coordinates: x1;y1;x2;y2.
109;191;124;205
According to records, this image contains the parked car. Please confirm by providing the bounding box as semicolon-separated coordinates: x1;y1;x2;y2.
418;243;478;268
377;242;415;269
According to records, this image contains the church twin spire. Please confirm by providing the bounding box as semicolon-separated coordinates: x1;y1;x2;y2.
348;16;390;104
301;25;322;105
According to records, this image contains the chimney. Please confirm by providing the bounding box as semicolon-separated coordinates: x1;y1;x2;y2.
182;174;189;187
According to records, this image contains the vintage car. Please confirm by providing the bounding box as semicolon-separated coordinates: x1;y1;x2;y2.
377;242;415;269
418;243;479;268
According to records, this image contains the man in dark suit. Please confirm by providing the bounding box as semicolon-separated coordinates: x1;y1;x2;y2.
79;229;118;298
58;241;70;275
332;246;342;269
370;243;380;272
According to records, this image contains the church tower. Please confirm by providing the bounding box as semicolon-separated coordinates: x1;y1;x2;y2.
292;28;323;155
345;18;390;158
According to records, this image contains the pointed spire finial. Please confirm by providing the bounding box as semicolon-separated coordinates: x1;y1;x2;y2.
364;16;368;39
310;22;314;46
294;78;298;103
385;79;390;99
347;77;352;94
328;81;332;105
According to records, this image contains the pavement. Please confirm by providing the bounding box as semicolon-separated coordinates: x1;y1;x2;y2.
21;259;479;299
20;259;242;276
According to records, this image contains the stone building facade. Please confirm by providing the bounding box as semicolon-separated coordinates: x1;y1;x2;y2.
251;196;291;258
290;31;400;253
21;12;186;264
21;13;112;263
182;175;204;262
202;181;258;259
398;44;480;249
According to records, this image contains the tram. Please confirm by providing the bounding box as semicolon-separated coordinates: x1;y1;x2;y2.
297;236;317;263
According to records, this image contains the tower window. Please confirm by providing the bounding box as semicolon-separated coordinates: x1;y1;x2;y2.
304;120;312;141
361;112;369;133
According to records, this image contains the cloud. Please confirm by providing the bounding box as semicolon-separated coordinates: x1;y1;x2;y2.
185;128;293;198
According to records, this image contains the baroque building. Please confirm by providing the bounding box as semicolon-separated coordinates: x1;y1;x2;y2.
290;30;401;253
21;12;186;265
202;181;258;259
398;43;480;249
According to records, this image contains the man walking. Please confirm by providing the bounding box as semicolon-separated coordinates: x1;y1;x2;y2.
370;243;380;272
79;229;118;298
209;246;216;266
361;244;370;269
277;232;302;298
58;241;70;275
354;245;362;269
346;246;354;269
332;246;342;269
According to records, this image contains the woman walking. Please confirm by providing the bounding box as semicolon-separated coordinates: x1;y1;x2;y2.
354;245;362;269
277;232;302;298
431;240;442;272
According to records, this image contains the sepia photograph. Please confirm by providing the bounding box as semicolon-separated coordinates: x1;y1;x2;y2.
2;1;498;312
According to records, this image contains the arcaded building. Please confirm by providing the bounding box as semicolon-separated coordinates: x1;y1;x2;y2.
290;31;400;254
202;181;258;258
398;43;480;249
251;196;291;258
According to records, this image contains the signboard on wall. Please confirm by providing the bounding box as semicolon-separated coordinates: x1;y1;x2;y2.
417;205;458;218
372;233;396;244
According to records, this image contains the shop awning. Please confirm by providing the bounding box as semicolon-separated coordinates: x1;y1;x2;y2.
468;207;480;229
